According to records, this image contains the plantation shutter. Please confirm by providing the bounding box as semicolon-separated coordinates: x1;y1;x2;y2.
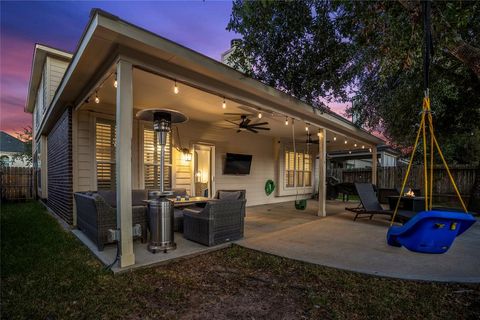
143;128;172;190
284;144;312;188
95;119;116;190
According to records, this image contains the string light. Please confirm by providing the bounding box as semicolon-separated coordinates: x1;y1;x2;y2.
174;81;179;94
94;91;100;104
258;112;262;119
285;117;289;126
222;97;226;109
114;73;117;88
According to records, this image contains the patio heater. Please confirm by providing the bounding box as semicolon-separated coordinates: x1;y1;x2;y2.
137;108;188;253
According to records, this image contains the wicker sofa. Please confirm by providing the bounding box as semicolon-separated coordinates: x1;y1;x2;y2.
183;198;246;246
74;190;149;251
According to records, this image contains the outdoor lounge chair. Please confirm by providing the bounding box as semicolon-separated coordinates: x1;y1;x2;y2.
346;183;415;222
183;199;246;246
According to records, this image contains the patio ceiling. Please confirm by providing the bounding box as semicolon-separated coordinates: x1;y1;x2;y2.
81;68;374;152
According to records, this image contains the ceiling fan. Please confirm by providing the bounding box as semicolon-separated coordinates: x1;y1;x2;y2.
224;113;270;133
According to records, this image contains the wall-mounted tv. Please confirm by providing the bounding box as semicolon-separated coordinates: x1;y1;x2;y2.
224;153;252;175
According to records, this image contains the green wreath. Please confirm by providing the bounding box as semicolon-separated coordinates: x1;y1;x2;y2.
265;179;275;196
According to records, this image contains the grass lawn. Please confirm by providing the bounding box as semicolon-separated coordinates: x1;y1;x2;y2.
1;202;479;319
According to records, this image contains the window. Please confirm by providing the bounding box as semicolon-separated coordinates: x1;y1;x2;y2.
143;128;172;190
284;146;312;188
95;119;116;189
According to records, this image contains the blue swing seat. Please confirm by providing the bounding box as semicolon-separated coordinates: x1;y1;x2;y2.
387;210;476;254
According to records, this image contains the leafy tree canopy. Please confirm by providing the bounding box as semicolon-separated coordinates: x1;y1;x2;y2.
227;0;480;164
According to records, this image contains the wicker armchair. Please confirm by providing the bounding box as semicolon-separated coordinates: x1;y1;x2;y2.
74;190;148;251
183;199;246;246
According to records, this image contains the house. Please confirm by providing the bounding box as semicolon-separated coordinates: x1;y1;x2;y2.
328;144;407;169
25;9;383;268
0;131;29;167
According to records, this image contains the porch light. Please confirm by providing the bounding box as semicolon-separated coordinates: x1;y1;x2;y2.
285;117;289;125
181;148;192;161
94;91;100;104
174;81;179;94
222;97;226;109
114;73;117;88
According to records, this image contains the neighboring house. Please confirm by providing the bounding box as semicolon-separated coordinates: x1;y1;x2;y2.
25;9;383;267
328;144;407;169
0;131;29;167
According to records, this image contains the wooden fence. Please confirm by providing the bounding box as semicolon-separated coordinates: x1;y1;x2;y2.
328;165;477;197
0;167;35;201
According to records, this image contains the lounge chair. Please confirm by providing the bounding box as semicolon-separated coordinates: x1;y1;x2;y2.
346;183;415;222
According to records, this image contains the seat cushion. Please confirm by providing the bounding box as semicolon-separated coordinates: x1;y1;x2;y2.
218;191;242;200
97;190;116;207
96;189;148;207
132;189;148;206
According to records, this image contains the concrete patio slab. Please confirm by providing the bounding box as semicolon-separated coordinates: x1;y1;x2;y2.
239;200;480;283
72;230;229;273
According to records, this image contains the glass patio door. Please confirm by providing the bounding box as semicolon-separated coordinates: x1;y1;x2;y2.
192;144;215;197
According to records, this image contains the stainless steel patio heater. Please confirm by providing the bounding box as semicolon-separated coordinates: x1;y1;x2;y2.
137;108;188;253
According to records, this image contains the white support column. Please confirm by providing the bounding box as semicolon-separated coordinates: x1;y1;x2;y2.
317;128;327;217
116;60;135;268
371;146;378;186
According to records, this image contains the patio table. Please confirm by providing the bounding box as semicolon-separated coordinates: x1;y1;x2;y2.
171;196;210;207
387;196;426;212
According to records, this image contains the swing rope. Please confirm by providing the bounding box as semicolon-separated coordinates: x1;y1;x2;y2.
390;1;467;225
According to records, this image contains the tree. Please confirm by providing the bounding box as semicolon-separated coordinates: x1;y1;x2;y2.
227;0;480;164
13;126;33;166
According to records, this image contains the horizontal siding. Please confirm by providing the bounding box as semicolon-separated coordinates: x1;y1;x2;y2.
75;111;93;191
47;108;73;224
46;57;69;106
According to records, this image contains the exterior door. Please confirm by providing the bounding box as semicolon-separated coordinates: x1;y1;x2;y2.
192;144;215;197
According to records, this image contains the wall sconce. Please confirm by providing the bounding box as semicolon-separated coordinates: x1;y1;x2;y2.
181;148;192;161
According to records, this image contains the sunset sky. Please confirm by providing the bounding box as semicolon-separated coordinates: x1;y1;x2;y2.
0;1;349;137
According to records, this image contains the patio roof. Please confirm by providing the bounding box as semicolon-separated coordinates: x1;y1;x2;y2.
30;8;383;147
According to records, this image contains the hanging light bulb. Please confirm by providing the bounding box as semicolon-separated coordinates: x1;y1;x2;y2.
349;150;352;154
362;145;365;149
333;136;337;141
174;80;179;94
258;112;262;119
285;116;289;126
305;124;309;131
344;138;348;144
369;147;372;153
94;91;100;104
354;143;357;147
222;97;226;109
114;73;117;88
